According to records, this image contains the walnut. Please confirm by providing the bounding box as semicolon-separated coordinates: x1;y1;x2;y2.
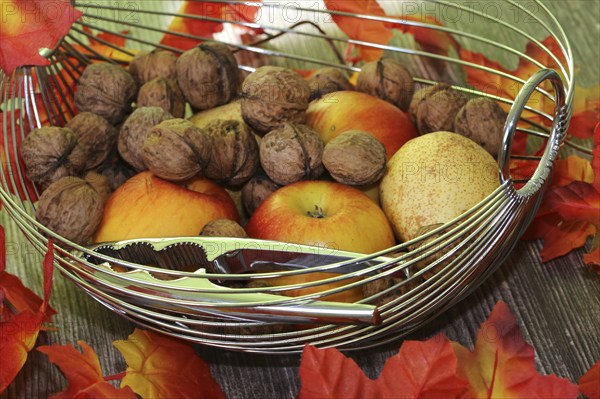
408;83;468;134
322;131;386;186
242;170;280;214
74;63;137;124
259;123;323;185
454;97;506;158
203;119;259;186
137;77;186;118
176;42;239;111
241;66;311;134
200;218;247;238
357;58;415;111
35;176;104;245
20;127;85;187
129;49;178;85
307;67;353;101
141;119;211;181
66;112;118;170
118;106;173;171
84;171;112;202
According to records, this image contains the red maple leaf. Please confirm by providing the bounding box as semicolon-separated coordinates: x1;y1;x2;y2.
524;122;600;269
113;328;226;398
298;334;468;398
0;0;82;74
38;341;136;399
579;360;600;399
160;1;261;51
0;226;55;393
323;0;393;63
452;301;580;398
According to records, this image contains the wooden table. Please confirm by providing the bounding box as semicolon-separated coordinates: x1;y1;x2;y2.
1;1;599;398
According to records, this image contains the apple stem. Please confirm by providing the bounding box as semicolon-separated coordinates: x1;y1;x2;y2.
307;205;325;218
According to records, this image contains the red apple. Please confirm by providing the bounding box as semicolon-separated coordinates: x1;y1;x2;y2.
305;91;418;158
93;171;238;242
245;180;395;254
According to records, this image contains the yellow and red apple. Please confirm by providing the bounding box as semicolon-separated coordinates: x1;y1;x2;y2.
305;91;418;159
245;180;395;254
93;171;238;242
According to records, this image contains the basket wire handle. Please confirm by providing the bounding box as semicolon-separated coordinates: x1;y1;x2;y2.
498;68;567;197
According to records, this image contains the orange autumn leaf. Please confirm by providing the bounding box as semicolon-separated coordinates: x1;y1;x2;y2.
160;1;260;51
568;85;600;140
0;0;82;74
298;335;468;398
525;123;600;267
0;227;54;393
38;341;136;399
113;329;226;399
452;301;580;398
579;360;600;399
388;14;460;57
460;35;565;103
78;26;136;63
323;0;393;62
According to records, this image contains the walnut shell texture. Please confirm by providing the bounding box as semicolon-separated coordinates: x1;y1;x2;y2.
322;130;386;186
176;42;239;111
137;77;186;118
74;63;137;125
200;218;248;238
129;49;178;85
203;119;259;186
454;97;506;157
35;176;104;245
118;106;173;171
66;112;118;170
357;58;414;111
409;83;468;134
307;67;354;101
21;127;85;187
259;123;324;185
241;66;310;134
241;170;280;215
142;119;212;181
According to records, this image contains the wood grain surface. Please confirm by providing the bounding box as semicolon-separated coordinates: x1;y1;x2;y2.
1;1;599;398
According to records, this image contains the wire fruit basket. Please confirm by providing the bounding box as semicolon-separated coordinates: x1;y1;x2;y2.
0;1;574;353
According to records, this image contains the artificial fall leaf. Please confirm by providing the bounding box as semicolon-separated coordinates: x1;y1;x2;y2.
38;341;136;399
78;26;136;63
525;123;600;266
511;155;594;189
568;85;600;140
298;335;468;398
323;0;393;62
160;1;260;51
113;328;226;399
0;0;82;74
452;301;580;398
579;359;600;399
0;227;54;393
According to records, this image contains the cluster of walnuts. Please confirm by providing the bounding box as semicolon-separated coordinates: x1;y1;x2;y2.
19;44;381;244
20;40;505;248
